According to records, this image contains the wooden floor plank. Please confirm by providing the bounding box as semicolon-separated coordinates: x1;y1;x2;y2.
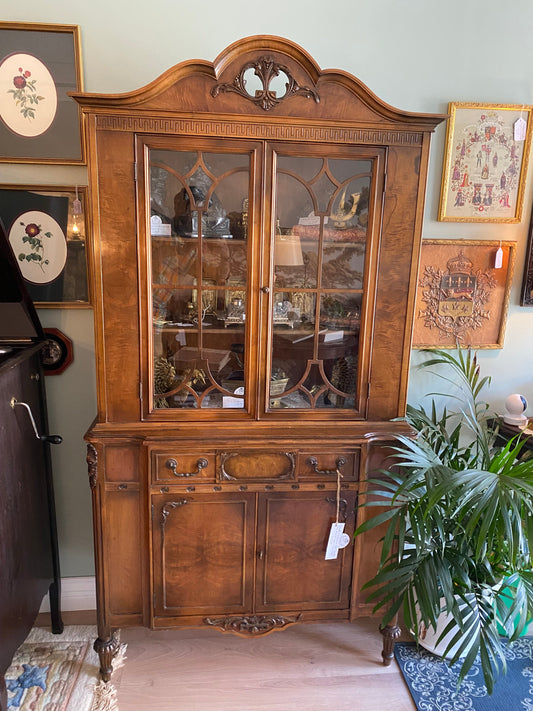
115;619;415;710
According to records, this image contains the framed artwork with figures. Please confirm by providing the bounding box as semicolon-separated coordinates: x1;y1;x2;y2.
0;22;85;163
438;102;532;223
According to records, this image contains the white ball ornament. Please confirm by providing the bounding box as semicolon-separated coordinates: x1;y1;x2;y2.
503;393;528;428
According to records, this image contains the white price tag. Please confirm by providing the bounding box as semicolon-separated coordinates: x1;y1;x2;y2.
151;215;172;236
223;386;244;409
494;247;503;269
514;117;527;141
325;522;350;560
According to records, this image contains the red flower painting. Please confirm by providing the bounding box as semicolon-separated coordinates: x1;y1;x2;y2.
8;66;44;120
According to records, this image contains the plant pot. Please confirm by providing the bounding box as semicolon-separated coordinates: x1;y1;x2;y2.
414;596;477;660
496;581;533;637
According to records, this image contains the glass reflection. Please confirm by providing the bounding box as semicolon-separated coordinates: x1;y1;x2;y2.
150;148;250;410
269;153;371;411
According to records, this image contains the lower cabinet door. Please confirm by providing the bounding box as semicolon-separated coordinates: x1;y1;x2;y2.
152;492;256;617
255;490;356;612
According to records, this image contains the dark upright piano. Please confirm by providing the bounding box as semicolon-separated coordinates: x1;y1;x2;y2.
0;219;63;711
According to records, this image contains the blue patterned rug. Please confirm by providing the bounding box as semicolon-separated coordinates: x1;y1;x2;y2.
395;639;533;710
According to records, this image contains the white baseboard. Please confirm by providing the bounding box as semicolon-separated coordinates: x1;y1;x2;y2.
39;576;96;613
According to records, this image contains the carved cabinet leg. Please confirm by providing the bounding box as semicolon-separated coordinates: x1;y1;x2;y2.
94;635;120;682
380;623;401;666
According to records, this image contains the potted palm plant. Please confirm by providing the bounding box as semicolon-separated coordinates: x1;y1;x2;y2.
355;347;533;693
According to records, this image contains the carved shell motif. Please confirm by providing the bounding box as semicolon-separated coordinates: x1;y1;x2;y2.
212;56;319;111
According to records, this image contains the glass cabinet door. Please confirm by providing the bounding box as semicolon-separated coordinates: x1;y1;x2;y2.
149;146;252;411
269;151;375;412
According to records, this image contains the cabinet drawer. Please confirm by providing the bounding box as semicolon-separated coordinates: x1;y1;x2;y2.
152;452;216;483
219;451;295;481
298;451;358;481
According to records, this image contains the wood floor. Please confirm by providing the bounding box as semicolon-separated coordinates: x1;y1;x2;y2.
110;618;416;710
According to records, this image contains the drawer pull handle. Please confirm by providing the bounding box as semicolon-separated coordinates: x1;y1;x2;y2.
166;457;208;478
306;456;346;476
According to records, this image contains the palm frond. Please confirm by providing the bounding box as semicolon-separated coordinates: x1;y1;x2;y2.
354;346;533;693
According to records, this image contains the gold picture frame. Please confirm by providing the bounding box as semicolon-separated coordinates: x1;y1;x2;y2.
438;102;532;223
413;239;515;349
0;184;92;307
0;22;85;164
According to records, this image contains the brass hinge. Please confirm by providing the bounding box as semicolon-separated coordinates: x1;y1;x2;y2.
139;382;143;400
133;162;138;183
382;170;387;194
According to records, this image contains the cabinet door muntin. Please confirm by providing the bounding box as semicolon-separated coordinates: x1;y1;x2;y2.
142;139;259;415
266;146;384;414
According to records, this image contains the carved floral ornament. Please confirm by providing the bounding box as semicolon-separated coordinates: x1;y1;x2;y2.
86;443;97;489
204;613;302;635
211;56;320;111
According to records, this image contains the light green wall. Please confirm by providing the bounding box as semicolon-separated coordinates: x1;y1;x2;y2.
2;1;533;576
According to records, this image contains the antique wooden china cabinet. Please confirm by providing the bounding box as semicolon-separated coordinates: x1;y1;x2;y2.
73;36;445;678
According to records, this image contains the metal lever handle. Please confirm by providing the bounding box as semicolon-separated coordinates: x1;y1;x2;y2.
10;398;63;444
306;456;346;476
166;457;208;477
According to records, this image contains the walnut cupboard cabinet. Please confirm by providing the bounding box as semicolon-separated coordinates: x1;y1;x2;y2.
73;36;445;678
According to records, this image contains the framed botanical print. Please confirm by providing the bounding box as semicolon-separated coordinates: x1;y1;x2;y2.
0;184;92;307
438;102;532;223
413;239;515;349
0;22;85;164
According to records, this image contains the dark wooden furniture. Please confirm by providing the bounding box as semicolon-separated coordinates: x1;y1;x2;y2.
492;417;533;454
73;36;445;679
0;222;63;711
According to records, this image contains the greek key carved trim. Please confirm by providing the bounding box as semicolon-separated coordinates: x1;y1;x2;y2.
95;115;423;146
86;443;98;489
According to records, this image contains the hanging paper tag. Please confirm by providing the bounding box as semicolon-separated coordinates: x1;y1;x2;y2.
514;117;527;141
325;522;350;560
494;247;503;269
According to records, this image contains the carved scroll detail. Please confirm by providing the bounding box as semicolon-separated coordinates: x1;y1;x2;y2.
161;499;189;526
86;443;98;489
212;56;319;111
204;613;302;636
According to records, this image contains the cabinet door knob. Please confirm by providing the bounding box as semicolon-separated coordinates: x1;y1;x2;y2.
257;550;264;560
261;286;270;294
